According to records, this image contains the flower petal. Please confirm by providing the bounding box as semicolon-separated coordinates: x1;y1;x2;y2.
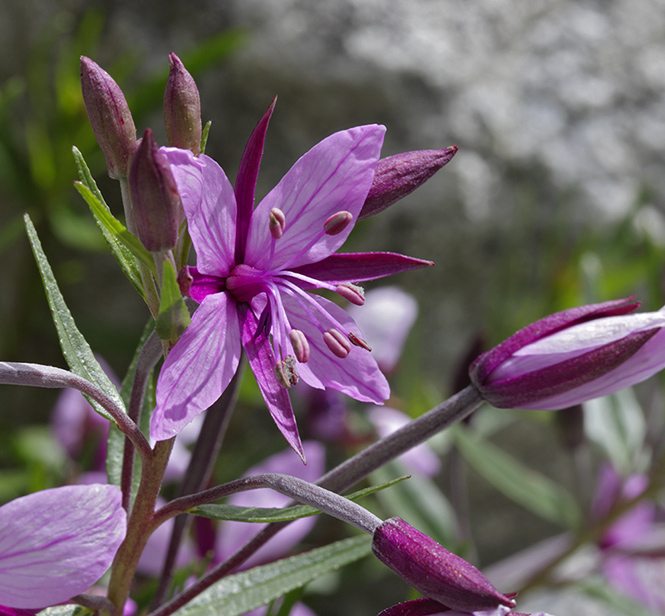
240;305;305;461
291;252;433;285
0;484;126;609
162;148;236;278
152;293;242;440
284;294;390;403
244;125;386;270
530;326;665;410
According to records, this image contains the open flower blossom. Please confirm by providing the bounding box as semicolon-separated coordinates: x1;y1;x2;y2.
0;484;126;609
469;297;665;410
151;101;432;459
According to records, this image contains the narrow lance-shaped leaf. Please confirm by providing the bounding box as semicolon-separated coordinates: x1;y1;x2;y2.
171;536;371;616
190;476;409;523
24;214;124;422
72;146;145;296
453;425;581;529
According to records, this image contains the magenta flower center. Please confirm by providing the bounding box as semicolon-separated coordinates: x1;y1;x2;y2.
226;264;270;303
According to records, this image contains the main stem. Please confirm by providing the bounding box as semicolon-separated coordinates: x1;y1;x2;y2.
108;438;174;615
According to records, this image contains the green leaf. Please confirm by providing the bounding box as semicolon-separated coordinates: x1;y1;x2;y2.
156;259;191;342
74;181;154;274
172;536;371;616
24;214;125;423
584;388;649;474
190;476;408;523
452;425;581;529
200;120;212;155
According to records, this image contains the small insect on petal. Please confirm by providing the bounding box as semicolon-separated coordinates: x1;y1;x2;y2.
290;329;311;363
269;207;286;239
323;211;353;235
275;355;299;388
324;328;352;358
337;282;365;306
348;332;372;351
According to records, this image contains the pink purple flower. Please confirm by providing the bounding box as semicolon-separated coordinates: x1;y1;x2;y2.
0;484;126;609
469;297;665;410
151;102;431;459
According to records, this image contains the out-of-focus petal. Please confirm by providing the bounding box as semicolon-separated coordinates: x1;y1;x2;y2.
285;294;389;403
152;293;242;441
348;286;419;373
216;441;325;568
162;148;236;278
241;305;305;462
0;484;126;609
366;406;440;476
244;125;385;270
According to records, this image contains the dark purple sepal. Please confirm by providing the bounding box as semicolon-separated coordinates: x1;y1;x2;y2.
372;518;515;613
0;607;37;616
378;598;453;616
291;252;433;285
474;328;659;409
183;266;225;303
235;97;277;262
80;57;137;179
469;297;640;385
359;147;458;220
164;52;202;155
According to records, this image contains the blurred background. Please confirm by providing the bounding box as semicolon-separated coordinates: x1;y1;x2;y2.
1;1;665;615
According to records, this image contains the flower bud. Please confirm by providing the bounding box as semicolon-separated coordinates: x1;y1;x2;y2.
164;52;202;155
359;146;458;220
80;56;137;179
469;297;665;410
129;129;181;252
372;517;515;613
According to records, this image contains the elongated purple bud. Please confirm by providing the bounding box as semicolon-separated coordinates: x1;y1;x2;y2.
80;56;137;179
469;297;665;410
372;518;516;613
129;129;181;252
164;52;202;155
359;146;458;220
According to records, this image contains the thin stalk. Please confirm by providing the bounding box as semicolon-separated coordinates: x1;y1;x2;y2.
151;362;244;608
121;330;163;512
0;361;151;462
148;386;483;616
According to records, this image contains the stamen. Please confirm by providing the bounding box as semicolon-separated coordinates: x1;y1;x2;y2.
269;207;286;239
336;282;365;306
289;329;311;363
348;332;371;351
324;211;353;235
324;328;352;358
274;355;299;388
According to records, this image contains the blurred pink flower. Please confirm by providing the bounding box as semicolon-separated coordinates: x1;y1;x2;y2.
347;286;418;374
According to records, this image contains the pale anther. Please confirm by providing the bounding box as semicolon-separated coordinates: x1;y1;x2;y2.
274;355;299;388
337;282;365;306
323;328;352;358
323;211;353;235
289;329;311;363
269;207;286;240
